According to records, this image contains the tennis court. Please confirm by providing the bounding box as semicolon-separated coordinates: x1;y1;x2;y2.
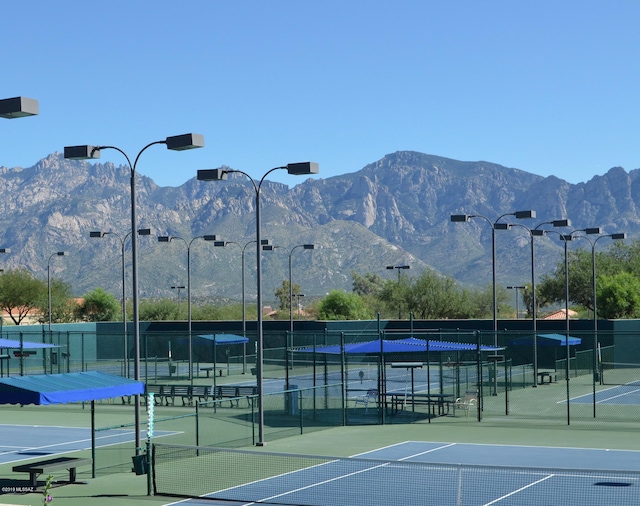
0;424;176;467
154;441;640;505
569;381;640;406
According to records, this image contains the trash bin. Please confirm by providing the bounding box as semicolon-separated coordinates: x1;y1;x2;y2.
132;454;147;475
285;385;299;415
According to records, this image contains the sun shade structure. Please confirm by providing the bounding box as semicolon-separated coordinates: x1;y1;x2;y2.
295;337;502;355
509;333;582;347
196;334;249;345
0;371;144;405
0;338;59;349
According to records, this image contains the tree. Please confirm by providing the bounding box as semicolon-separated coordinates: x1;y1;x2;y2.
597;272;640;319
0;269;46;325
352;272;385;297
36;278;75;324
401;269;470;319
139;299;182;321
535;241;635;313
274;280;301;312
318;290;372;320
74;288;121;322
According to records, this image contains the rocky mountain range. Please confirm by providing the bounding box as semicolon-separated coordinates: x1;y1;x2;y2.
0;151;637;306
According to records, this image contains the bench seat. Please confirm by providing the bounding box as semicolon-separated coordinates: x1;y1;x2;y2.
12;457;92;488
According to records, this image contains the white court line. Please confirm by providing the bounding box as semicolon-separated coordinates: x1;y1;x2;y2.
483;474;555;505
0;427;180;460
240;443;459;505
595;387;640;404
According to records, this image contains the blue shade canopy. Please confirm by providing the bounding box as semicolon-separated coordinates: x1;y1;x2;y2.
295;337;501;355
0;371;144;405
0;338;60;349
510;333;582;347
196;334;249;345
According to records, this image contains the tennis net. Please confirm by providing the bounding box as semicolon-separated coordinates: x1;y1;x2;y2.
152;443;640;505
600;362;640;386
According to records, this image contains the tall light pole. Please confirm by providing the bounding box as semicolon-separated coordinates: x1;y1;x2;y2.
0;96;38;119
216;239;270;338
158;234;218;382
197;162;319;446
386;265;410;318
509;219;570;387
287;244;315;333
216;239;269;375
47;251;67;333
65;133;204;454
506;286;526;319
89;228;152;378
170;285;186;304
451;210;535;395
293;293;305;319
573;231;626;416
545;227;600;425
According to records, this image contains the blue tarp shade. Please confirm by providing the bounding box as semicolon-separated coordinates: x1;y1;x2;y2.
0;371;144;405
197;334;249;345
295;337;501;355
509;333;582;347
0;338;59;349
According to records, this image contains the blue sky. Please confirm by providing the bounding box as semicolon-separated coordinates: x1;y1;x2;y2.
2;1;639;187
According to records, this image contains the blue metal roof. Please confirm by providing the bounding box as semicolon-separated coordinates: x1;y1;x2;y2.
196;334;249;345
295;337;501;355
0;338;60;349
510;333;582;347
0;371;144;405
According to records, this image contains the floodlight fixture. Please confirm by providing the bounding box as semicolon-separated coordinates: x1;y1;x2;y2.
0;96;39;119
197;169;228;181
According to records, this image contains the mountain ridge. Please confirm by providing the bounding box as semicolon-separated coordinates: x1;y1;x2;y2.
0;151;636;305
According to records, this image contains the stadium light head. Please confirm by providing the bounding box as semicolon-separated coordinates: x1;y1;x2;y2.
64;145;101;160
165;133;204;151
197;169;228;181
286;162;319;175
514;210;536;219
0;96;39;119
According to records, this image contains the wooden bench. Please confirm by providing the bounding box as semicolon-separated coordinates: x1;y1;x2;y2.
173;385;213;406
212;386;257;407
12;457;92;488
144;384;173;406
